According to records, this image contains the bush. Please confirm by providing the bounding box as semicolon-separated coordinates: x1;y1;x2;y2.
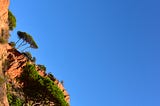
48;72;56;81
7;93;24;106
8;10;16;31
0;37;7;44
9;42;16;48
22;52;32;60
37;64;46;72
0;76;5;85
31;57;36;63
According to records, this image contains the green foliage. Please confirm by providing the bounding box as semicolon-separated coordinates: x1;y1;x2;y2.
0;37;7;44
37;64;46;72
17;31;38;49
7;93;24;106
22;52;36;62
8;10;16;31
7;83;24;106
31;57;36;63
48;72;56;81
22;52;32;60
18;64;69;106
0;76;5;85
9;41;16;48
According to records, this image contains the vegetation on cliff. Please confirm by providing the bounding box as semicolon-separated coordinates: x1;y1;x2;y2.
7;93;24;106
17;64;69;106
8;10;16;31
0;10;16;44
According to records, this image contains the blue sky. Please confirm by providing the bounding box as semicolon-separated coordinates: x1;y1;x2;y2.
9;0;160;106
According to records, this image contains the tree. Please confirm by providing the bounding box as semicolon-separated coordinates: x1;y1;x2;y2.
16;31;38;51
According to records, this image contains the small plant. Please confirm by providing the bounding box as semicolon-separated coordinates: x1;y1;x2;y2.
0;37;7;44
9;41;16;48
22;52;36;63
7;93;24;106
61;80;64;86
0;76;5;85
31;57;36;63
37;64;46;72
48;72;56;81
22;52;32;60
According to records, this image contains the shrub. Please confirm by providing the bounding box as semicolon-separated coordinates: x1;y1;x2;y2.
0;76;5;85
22;52;32;60
48;72;56;81
37;64;46;72
31;57;36;63
7;93;24;106
9;41;16;48
8;10;16;31
0;37;7;44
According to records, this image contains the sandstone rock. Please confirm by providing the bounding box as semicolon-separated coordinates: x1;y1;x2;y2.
0;0;10;105
0;0;9;27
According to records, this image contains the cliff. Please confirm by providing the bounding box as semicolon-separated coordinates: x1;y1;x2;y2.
0;0;10;105
0;0;70;106
6;45;70;105
0;0;10;40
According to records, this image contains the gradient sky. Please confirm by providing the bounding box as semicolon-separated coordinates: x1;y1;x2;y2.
9;0;160;106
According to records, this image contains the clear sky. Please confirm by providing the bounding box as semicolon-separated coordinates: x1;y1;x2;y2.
9;0;160;106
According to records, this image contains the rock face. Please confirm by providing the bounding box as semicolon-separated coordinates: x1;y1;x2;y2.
0;0;10;105
6;48;27;80
0;44;10;106
6;46;70;105
0;0;9;35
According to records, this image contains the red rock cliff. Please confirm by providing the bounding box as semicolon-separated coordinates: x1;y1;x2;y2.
0;0;10;106
6;46;70;104
0;0;9;27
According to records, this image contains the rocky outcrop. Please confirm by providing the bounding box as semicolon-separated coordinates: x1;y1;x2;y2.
5;46;70;105
6;48;27;80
